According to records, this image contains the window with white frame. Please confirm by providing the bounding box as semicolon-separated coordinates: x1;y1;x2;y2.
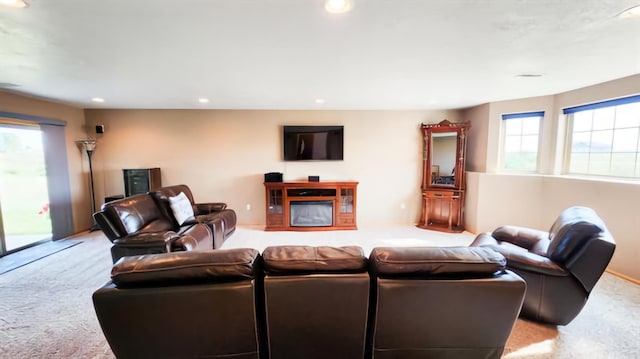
501;111;543;172
564;95;640;178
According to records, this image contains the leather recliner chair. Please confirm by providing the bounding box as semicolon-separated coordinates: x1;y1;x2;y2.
470;206;616;325
368;246;526;359
94;193;213;263
92;249;262;359
151;184;237;248
261;246;370;359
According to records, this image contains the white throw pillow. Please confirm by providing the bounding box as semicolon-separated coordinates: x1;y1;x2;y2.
169;192;194;225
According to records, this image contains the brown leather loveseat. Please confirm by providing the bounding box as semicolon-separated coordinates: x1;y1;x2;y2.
93;193;213;263
92;245;526;359
150;184;237;248
93;184;236;263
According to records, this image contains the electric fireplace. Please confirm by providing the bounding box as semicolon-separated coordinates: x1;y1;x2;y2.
290;201;333;227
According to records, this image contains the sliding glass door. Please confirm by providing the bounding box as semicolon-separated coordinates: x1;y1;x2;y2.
0;124;52;255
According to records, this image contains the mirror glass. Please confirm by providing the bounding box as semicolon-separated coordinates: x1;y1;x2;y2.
431;132;457;186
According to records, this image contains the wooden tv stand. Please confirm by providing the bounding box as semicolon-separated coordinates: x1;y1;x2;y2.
264;181;358;231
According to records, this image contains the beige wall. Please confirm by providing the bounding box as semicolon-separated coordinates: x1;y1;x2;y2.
4;73;639;280
84;109;461;227
464;103;489;172
464;74;640;281
464;172;545;234
0;91;89;233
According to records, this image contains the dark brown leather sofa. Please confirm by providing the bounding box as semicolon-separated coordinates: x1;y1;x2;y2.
94;184;237;263
93;245;525;359
470;206;616;325
150;184;237;248
93;193;213;263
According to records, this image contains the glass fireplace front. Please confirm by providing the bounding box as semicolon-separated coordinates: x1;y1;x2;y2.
290;200;333;227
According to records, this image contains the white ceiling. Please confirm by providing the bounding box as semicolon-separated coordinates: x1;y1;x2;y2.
0;0;639;110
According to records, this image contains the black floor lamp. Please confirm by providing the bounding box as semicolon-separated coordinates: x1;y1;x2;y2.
77;139;97;230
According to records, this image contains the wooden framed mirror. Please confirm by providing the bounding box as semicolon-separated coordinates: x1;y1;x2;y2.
430;131;458;187
418;119;470;232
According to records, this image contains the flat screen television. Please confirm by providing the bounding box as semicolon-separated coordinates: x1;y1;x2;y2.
283;125;344;161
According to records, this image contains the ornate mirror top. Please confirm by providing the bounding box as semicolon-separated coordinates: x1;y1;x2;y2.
421;119;470;131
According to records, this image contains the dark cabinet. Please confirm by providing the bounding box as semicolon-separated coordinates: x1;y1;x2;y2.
123;168;161;197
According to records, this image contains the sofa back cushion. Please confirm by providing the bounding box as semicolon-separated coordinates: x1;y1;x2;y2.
262;245;367;274
111;248;259;287
547;206;606;265
101;194;173;238
370;246;506;278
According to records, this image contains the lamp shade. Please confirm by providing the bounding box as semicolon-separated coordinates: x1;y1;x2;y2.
76;139;97;152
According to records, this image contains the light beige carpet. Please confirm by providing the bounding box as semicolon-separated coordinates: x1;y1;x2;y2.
0;226;638;358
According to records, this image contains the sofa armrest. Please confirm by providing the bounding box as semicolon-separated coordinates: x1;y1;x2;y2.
488;244;568;277
194;202;227;214
93;211;120;241
492;225;550;255
469;232;499;247
171;235;197;251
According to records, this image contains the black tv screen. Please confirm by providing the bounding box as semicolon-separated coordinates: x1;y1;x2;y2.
283;125;344;161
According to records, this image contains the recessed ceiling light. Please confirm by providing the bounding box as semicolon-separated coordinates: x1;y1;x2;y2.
91;97;105;103
198;98;210;104
0;0;28;8
619;5;640;18
315;98;325;104
325;0;353;14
